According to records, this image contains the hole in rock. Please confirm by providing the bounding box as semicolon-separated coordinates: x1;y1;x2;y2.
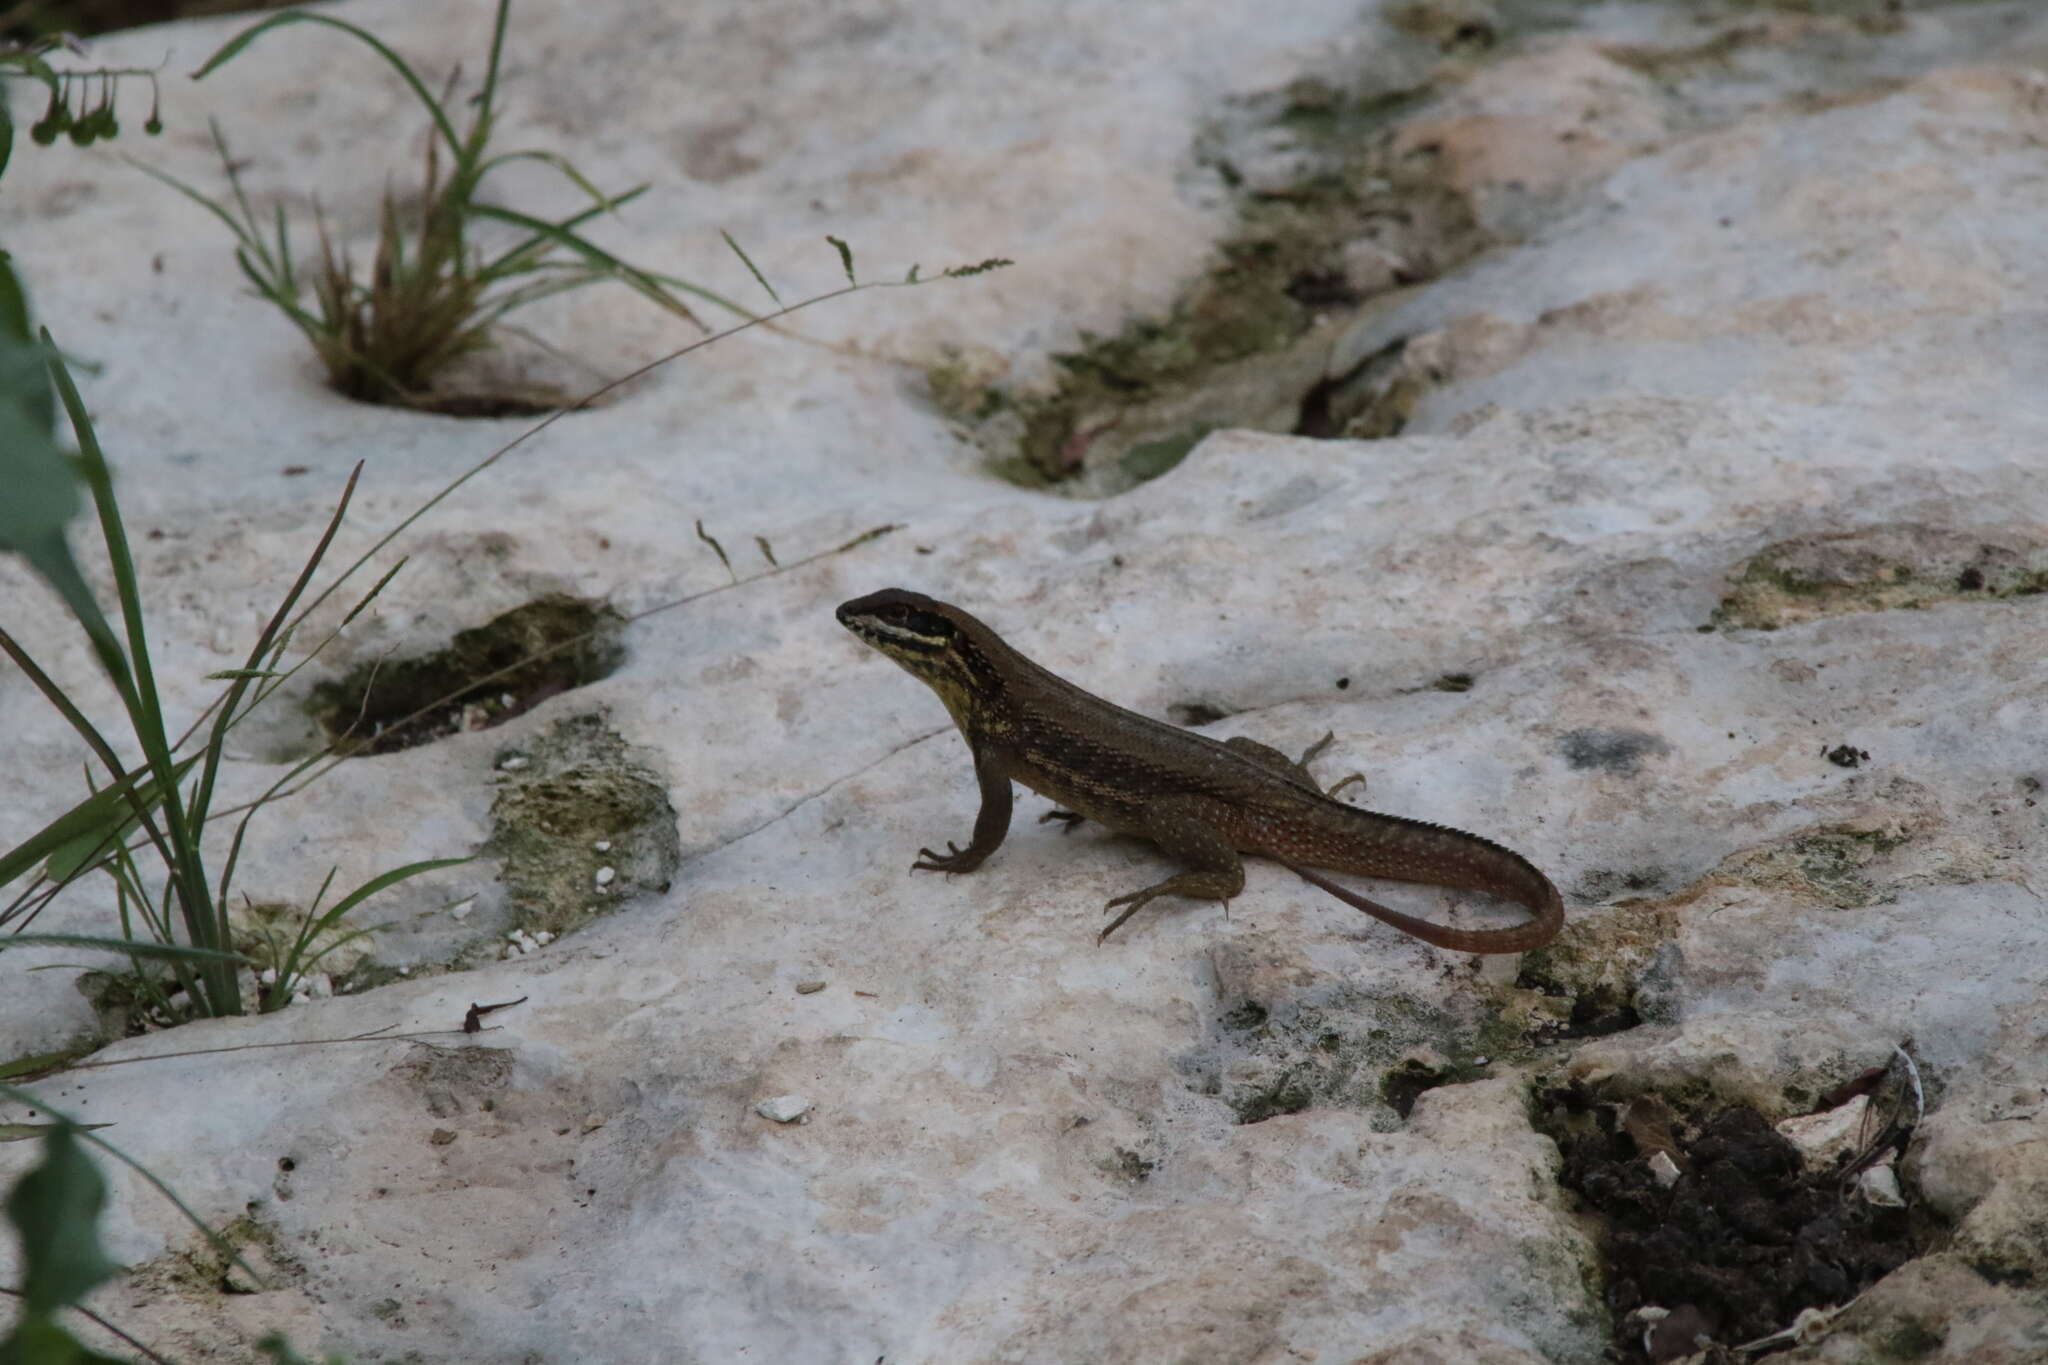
311;594;625;755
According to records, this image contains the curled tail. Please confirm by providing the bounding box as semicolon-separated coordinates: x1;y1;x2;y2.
1281;859;1563;953
1273;811;1565;953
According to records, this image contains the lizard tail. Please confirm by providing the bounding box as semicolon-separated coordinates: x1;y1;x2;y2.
1278;857;1565;954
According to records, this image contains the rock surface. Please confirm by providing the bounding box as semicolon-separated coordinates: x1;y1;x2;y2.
4;1;2048;1361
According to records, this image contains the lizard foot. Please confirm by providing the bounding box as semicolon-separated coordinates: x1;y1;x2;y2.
912;842;982;874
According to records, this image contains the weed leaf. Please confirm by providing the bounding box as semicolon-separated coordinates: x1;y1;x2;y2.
0;754;201;891
3;1124;119;1316
826;235;855;284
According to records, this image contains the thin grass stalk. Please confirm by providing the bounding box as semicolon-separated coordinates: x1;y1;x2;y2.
188;465;360;834
0;629;186;935
45;342;235;1013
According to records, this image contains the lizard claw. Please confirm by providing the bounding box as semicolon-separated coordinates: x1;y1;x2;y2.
1097;889;1152;944
912;841;975;873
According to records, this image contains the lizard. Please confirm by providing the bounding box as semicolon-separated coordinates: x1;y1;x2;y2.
836;588;1563;953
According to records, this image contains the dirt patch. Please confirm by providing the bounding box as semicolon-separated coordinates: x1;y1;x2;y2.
310;594;626;755
1709;525;2048;631
1537;1077;1928;1362
485;712;679;941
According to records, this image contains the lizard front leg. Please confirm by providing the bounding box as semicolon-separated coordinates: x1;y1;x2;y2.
1099;796;1245;943
912;746;1015;874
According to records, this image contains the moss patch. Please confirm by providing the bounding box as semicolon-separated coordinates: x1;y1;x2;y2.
485;712;679;939
1710;525;2048;631
934;72;1501;493
1722;825;1910;910
311;593;625;755
1183;984;1523;1129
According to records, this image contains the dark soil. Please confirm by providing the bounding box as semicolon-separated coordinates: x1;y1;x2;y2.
1540;1091;1922;1361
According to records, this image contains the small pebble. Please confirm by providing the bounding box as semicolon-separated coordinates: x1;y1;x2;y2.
594;840;612;853
756;1095;813;1124
595;866;617;888
1647;1150;1682;1189
1858;1159;1906;1208
498;755;529;771
795;981;827;995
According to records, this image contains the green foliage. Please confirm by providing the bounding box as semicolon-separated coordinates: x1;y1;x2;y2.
0;1088;287;1364
0;272;457;1019
0;35;164;184
139;1;750;407
4;1126;116;1318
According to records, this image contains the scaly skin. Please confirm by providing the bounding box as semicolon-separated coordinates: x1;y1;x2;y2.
837;588;1564;952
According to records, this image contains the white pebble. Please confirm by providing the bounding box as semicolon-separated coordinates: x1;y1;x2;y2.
259;967;278;985
1647;1150;1682;1188
755;1095;813;1124
595;866;616;888
534;930;555;946
1777;1095;1868;1170
594;840;612;853
1858;1159;1906;1207
498;755;529;771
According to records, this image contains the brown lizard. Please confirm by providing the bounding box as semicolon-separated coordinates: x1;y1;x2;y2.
837;588;1563;952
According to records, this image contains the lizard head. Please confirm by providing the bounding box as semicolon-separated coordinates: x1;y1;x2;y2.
837;588;1000;718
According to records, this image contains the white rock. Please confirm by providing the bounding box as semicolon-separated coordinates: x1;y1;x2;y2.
5;3;2048;1363
755;1095;814;1124
1858;1158;1906;1209
1777;1095;1870;1172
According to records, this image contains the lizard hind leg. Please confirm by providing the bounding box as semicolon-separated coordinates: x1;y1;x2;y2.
1225;732;1366;800
1098;796;1246;943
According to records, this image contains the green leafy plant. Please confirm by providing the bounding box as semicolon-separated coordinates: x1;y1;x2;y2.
138;1;748;409
0;264;459;1020
0;1081;301;1364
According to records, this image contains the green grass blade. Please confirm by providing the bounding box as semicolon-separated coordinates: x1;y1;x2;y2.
0;753;202;889
470;149;622;213
191;464;360;830
190;11;462;158
464;202;706;328
721;231;782;306
312;857;472;933
0;1083;270;1293
45;338;234;1010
